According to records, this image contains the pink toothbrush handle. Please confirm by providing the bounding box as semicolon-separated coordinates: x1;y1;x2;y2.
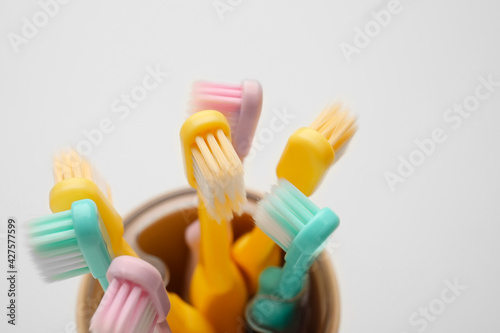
183;219;201;300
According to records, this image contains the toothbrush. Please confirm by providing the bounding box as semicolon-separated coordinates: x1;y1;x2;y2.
190;79;263;159
90;256;171;333
28;199;114;289
187;79;274;294
52;150;215;333
50;149;138;257
276;103;357;196
246;179;340;332
234;103;357;294
181;109;247;221
180;110;248;333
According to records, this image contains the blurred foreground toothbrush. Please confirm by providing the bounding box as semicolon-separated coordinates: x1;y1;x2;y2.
190;79;263;159
29;199;114;289
90;256;171;333
276;103;357;196
52;150;215;333
246;179;340;332
233;103;357;294
50;149;138;257
180;110;248;332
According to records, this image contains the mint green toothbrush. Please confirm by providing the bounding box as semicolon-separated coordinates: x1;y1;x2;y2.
246;179;340;332
29;199;114;289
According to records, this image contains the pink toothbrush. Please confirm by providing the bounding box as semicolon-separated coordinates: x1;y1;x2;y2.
90;256;171;333
190;79;263;160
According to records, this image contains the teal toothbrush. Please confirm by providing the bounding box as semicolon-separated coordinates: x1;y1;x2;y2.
29;199;114;289
246;179;340;332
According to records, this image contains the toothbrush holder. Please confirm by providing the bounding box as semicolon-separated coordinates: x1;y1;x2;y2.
76;188;340;333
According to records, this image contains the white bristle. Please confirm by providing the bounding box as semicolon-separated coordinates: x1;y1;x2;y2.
254;199;294;251
28;213;89;282
91;280;159;333
30;249;89;282
136;302;157;333
253;181;321;251
192;129;246;222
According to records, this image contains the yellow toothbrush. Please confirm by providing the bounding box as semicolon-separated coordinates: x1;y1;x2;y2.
181;110;248;333
51;149;215;333
232;103;357;294
167;293;216;333
50;149;137;257
277;103;357;195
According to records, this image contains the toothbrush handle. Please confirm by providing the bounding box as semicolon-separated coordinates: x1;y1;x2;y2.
120;238;139;258
275;257;309;300
97;277;109;291
197;199;233;289
248;266;304;333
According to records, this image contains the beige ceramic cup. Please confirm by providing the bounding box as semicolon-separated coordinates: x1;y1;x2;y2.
76;189;340;332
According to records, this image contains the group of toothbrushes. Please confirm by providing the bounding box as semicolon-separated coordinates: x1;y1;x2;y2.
28;79;357;333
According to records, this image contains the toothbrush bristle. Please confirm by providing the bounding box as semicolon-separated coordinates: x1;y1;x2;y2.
254;199;294;251
28;211;89;282
90;280;159;333
190;81;243;134
192;129;246;222
53;149;113;202
310;103;357;153
253;180;320;251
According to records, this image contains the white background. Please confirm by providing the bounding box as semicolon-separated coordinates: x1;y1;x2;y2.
1;0;500;332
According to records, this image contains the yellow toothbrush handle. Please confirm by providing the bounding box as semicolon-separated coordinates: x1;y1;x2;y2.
232;227;282;294
49;178;138;258
166;292;216;333
196;199;233;290
190;199;248;333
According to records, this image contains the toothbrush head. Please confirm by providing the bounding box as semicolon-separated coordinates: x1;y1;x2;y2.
90;256;171;333
276;103;357;196
28;199;114;289
254;179;339;265
190;79;263;159
49;149;138;258
180;110;246;222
